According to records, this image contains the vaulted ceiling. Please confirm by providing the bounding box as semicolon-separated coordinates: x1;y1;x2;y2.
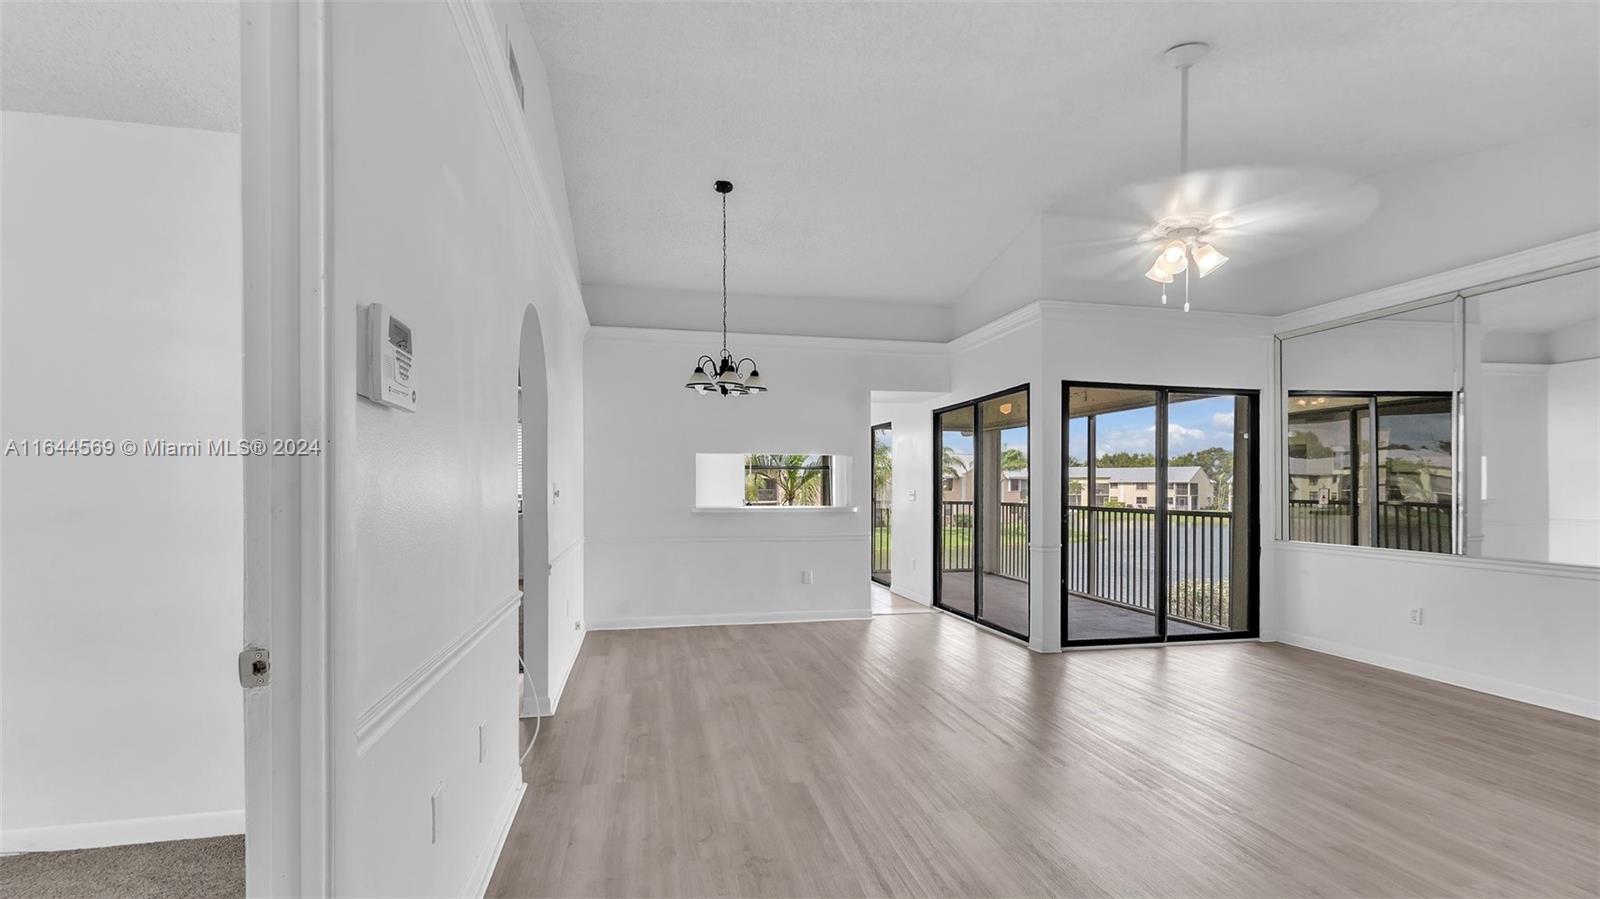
524;2;1599;320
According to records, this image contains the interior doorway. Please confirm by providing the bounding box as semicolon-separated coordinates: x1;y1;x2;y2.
518;306;550;720
1062;381;1259;645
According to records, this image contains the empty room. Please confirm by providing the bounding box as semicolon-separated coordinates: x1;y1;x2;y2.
1;2;1596;898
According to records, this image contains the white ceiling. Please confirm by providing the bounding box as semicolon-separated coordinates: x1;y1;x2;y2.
523;2;1599;314
1;1;239;133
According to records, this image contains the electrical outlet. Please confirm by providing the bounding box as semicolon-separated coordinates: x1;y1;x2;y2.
1409;608;1424;625
478;722;486;763
574;620;582;630
430;783;445;844
801;569;814;585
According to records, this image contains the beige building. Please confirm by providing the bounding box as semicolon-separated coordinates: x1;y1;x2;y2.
1065;466;1218;511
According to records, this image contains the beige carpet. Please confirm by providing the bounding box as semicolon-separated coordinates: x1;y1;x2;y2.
0;835;243;899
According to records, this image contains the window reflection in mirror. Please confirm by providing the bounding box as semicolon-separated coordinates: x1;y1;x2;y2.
1464;267;1600;567
1282;263;1600;569
1281;300;1457;555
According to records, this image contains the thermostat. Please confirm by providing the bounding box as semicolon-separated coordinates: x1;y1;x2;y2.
358;303;417;411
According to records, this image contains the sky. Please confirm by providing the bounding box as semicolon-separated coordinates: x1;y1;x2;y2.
938;394;1238;462
1067;394;1236;460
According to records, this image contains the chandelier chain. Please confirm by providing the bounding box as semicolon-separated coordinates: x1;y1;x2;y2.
721;191;728;356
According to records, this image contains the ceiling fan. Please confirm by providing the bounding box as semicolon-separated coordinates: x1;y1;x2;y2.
1048;41;1380;311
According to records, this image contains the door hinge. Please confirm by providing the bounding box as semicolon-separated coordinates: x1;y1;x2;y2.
239;645;271;688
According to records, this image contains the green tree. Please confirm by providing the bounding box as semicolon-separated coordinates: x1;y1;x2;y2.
941;445;968;481
745;454;826;506
999;447;1027;472
1096;451;1157;468
1171;446;1234;510
872;436;892;501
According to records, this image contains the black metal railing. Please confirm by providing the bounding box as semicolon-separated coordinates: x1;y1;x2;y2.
1288;499;1353;545
1378;501;1451;553
997;501;1029;580
1064;505;1235;630
939;500;1028;579
871;503;892;577
1288;499;1450;553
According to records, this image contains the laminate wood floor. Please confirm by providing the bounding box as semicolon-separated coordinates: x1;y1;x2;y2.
487;613;1600;898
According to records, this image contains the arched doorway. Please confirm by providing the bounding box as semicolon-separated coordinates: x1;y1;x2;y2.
518;305;550;718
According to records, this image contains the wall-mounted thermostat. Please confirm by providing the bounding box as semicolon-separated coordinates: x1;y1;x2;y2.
358;303;417;411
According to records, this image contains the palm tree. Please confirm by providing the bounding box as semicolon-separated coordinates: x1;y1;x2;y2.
872;436;892;501
941;445;968;481
999;447;1027;472
745;454;826;506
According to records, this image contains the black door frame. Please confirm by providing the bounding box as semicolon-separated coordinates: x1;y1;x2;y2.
1061;379;1260;647
932;383;1031;642
871;421;892;587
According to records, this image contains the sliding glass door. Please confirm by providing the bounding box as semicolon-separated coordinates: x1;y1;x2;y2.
934;386;1030;640
871;422;892;586
1063;382;1257;645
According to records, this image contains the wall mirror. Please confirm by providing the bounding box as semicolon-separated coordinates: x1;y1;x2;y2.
1279;262;1599;569
1464;267;1598;566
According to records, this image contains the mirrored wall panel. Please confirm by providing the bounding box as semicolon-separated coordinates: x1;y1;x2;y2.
1280;262;1599;568
1282;300;1457;554
1464;267;1599;567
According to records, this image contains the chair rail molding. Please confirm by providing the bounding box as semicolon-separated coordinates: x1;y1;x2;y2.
354;591;522;757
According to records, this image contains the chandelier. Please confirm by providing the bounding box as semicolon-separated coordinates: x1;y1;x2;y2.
1142;42;1230;311
685;180;766;396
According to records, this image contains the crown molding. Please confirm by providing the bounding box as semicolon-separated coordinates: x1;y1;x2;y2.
1273;232;1600;337
947;302;1044;354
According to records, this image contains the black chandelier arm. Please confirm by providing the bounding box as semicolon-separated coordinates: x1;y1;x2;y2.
734;357;759;375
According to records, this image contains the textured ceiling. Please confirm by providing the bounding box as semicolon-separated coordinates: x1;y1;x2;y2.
523;1;1599;309
1;1;239;132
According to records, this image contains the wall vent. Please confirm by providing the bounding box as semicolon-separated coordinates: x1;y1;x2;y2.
507;38;526;111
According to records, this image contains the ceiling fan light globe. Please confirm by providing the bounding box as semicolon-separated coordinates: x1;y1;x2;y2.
1193;242;1229;277
1152;240;1189;276
1144;261;1175;283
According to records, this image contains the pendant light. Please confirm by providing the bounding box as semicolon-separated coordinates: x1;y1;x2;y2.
685;180;766;396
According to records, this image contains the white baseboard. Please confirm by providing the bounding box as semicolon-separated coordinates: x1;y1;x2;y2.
1;808;245;854
1279;631;1600;719
459;781;525;899
588;608;872;631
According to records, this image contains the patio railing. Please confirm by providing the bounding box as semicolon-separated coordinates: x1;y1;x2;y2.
939;500;1028;579
1288;499;1451;553
1063;506;1234;630
871;504;891;577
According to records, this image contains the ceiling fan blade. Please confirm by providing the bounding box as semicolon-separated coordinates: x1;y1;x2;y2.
1040;213;1161;280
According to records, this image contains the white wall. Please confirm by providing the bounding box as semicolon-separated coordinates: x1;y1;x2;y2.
587;284;955;343
1272;544;1599;716
325;4;588;895
0;111;244;850
867;401;935;606
1547;358;1600;566
584;329;947;628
